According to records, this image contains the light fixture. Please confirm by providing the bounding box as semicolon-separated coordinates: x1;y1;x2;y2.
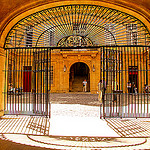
64;65;66;72
93;65;95;72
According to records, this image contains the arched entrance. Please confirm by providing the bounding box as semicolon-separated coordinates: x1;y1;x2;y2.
2;3;150;118
69;62;90;92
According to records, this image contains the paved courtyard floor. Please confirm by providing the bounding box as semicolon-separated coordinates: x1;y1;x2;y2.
0;93;150;149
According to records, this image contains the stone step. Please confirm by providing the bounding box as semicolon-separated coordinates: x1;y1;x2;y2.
72;88;83;91
71;76;87;92
72;84;83;87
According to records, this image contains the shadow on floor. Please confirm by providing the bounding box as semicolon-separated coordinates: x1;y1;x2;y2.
0;137;52;150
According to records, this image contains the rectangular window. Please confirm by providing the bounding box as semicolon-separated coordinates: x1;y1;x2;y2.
73;23;80;31
44;30;54;47
126;24;138;45
49;31;54;46
26;26;33;47
73;23;87;34
105;23;115;45
128;66;138;93
8;64;12;83
80;24;87;34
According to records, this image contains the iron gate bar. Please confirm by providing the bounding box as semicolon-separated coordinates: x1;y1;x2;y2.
147;47;149;117
142;48;145;117
102;46;106;119
46;48;48;117
124;47;126;117
128;47;130;117
134;46;136;117
131;47;133;116
40;48;42;114
137;47;139;117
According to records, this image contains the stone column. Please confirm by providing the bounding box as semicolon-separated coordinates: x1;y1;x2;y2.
0;47;6;116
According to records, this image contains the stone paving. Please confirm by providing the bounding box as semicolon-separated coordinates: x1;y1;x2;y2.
50;92;99;106
51;103;100;117
1;134;150;150
106;118;150;137
0;92;150;149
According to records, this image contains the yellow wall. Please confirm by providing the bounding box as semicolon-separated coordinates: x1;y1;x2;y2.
0;48;6;116
50;50;100;93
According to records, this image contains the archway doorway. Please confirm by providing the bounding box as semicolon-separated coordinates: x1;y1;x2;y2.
69;62;90;92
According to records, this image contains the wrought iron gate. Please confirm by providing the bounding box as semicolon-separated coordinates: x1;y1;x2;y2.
4;48;51;117
100;46;150;118
4;46;150;118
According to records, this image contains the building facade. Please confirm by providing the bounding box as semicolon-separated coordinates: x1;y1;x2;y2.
0;0;150;117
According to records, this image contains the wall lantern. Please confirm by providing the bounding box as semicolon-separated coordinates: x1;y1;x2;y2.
64;65;67;72
93;65;95;72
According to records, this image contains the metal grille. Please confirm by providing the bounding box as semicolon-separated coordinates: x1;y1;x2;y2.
100;46;150;118
4;48;51;117
4;4;150;48
4;46;150;118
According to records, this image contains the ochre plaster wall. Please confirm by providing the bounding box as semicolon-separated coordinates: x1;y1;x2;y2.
50;50;100;93
0;48;5;116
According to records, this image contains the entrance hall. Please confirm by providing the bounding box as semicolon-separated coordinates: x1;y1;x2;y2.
69;62;90;92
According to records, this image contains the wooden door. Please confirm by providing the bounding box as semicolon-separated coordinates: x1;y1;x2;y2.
23;66;32;92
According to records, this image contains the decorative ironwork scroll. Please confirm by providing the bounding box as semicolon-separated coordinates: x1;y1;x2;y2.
57;35;93;47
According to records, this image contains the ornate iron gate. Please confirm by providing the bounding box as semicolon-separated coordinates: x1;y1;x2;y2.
4;46;150;118
4;48;51;117
2;3;150;119
100;46;150;118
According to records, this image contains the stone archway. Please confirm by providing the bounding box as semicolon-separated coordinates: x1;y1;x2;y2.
69;62;90;92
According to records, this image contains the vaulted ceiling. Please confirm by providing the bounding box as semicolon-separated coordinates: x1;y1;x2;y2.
0;0;150;25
